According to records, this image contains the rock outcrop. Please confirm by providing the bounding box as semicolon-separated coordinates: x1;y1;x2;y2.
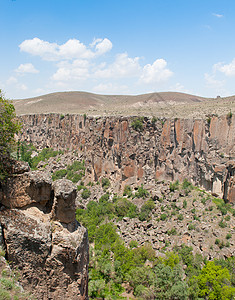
0;166;89;299
18;114;235;202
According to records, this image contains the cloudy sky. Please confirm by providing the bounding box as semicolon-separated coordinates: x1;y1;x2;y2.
1;0;235;99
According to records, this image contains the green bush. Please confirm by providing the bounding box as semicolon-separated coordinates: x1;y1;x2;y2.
52;169;67;181
81;189;91;199
167;228;177;235
123;185;132;197
139;199;155;221
101;178;110;191
135;184;149;199
188;224;196;231
218;220;227;228
31;148;62;169
131;117;144;131
183;199;187;209
160;213;167;221
178;214;184;221
170;180;179;192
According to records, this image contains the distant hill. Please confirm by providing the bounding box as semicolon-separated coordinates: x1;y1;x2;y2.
13;91;235;119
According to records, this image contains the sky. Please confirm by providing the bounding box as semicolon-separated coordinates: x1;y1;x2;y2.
1;0;235;99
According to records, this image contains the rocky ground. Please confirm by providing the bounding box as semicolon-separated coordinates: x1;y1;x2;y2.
37;152;235;261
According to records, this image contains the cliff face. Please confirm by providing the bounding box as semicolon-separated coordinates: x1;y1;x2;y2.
19;114;235;202
0;166;89;299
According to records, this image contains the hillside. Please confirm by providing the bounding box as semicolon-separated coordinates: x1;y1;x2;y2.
13;91;235;119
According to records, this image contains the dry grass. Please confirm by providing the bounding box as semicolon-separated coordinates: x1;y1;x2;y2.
13;91;235;119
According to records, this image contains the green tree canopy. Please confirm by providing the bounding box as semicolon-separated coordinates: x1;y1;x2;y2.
195;261;235;299
0;90;21;179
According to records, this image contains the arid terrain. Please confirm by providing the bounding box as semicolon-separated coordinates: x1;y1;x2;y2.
13;91;235;118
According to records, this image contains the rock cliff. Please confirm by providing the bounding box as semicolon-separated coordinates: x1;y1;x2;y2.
18;114;235;202
0;165;89;299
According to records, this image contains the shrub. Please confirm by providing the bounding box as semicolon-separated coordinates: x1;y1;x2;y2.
131;117;144;131
101;178;110;191
182;179;193;193
170;180;179;192
139;199;155;221
227;110;232;119
183;199;187;209
81;189;91;199
160;213;167;221
129;240;138;249
135;184;149;199
167;228;177;235
219;220;227;228
188;224;196;230
52;169;67;181
123;185;132;197
31;148;62;169
151;116;157;124
178;214;184;221
226;233;232;240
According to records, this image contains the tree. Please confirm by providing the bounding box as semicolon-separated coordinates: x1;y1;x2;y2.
0;90;21;179
195;261;235;299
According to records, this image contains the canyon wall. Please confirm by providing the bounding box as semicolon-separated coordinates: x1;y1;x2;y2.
18;114;235;202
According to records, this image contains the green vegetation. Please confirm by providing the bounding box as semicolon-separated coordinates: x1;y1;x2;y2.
52;160;85;183
134;184;149;198
169;180;179;192
77;193;235;300
139;199;155;221
131;117;144;131
101;177;110;191
81;188;91;199
0;247;33;299
123;185;132;197
0;91;21;179
18;143;64;170
31;147;63;169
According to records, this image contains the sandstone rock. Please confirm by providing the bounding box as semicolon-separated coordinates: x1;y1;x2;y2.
52;179;76;224
0;171;52;208
0;170;89;299
0;207;88;299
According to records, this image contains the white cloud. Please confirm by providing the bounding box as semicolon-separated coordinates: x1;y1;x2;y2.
6;76;18;85
19;38;58;61
140;59;173;83
94;53;141;78
19;84;28;91
19;37;112;61
94;38;113;55
212;13;223;18
15;63;39;74
92;83;129;94
204;73;224;87
52;59;90;81
171;82;190;94
213;59;235;76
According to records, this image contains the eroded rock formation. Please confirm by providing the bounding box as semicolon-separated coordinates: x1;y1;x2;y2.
0;165;89;299
18;114;235;202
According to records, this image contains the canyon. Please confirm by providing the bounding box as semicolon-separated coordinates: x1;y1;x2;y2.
18;113;234;203
0;91;234;298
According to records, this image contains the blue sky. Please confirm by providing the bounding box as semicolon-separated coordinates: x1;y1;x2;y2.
1;0;235;99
